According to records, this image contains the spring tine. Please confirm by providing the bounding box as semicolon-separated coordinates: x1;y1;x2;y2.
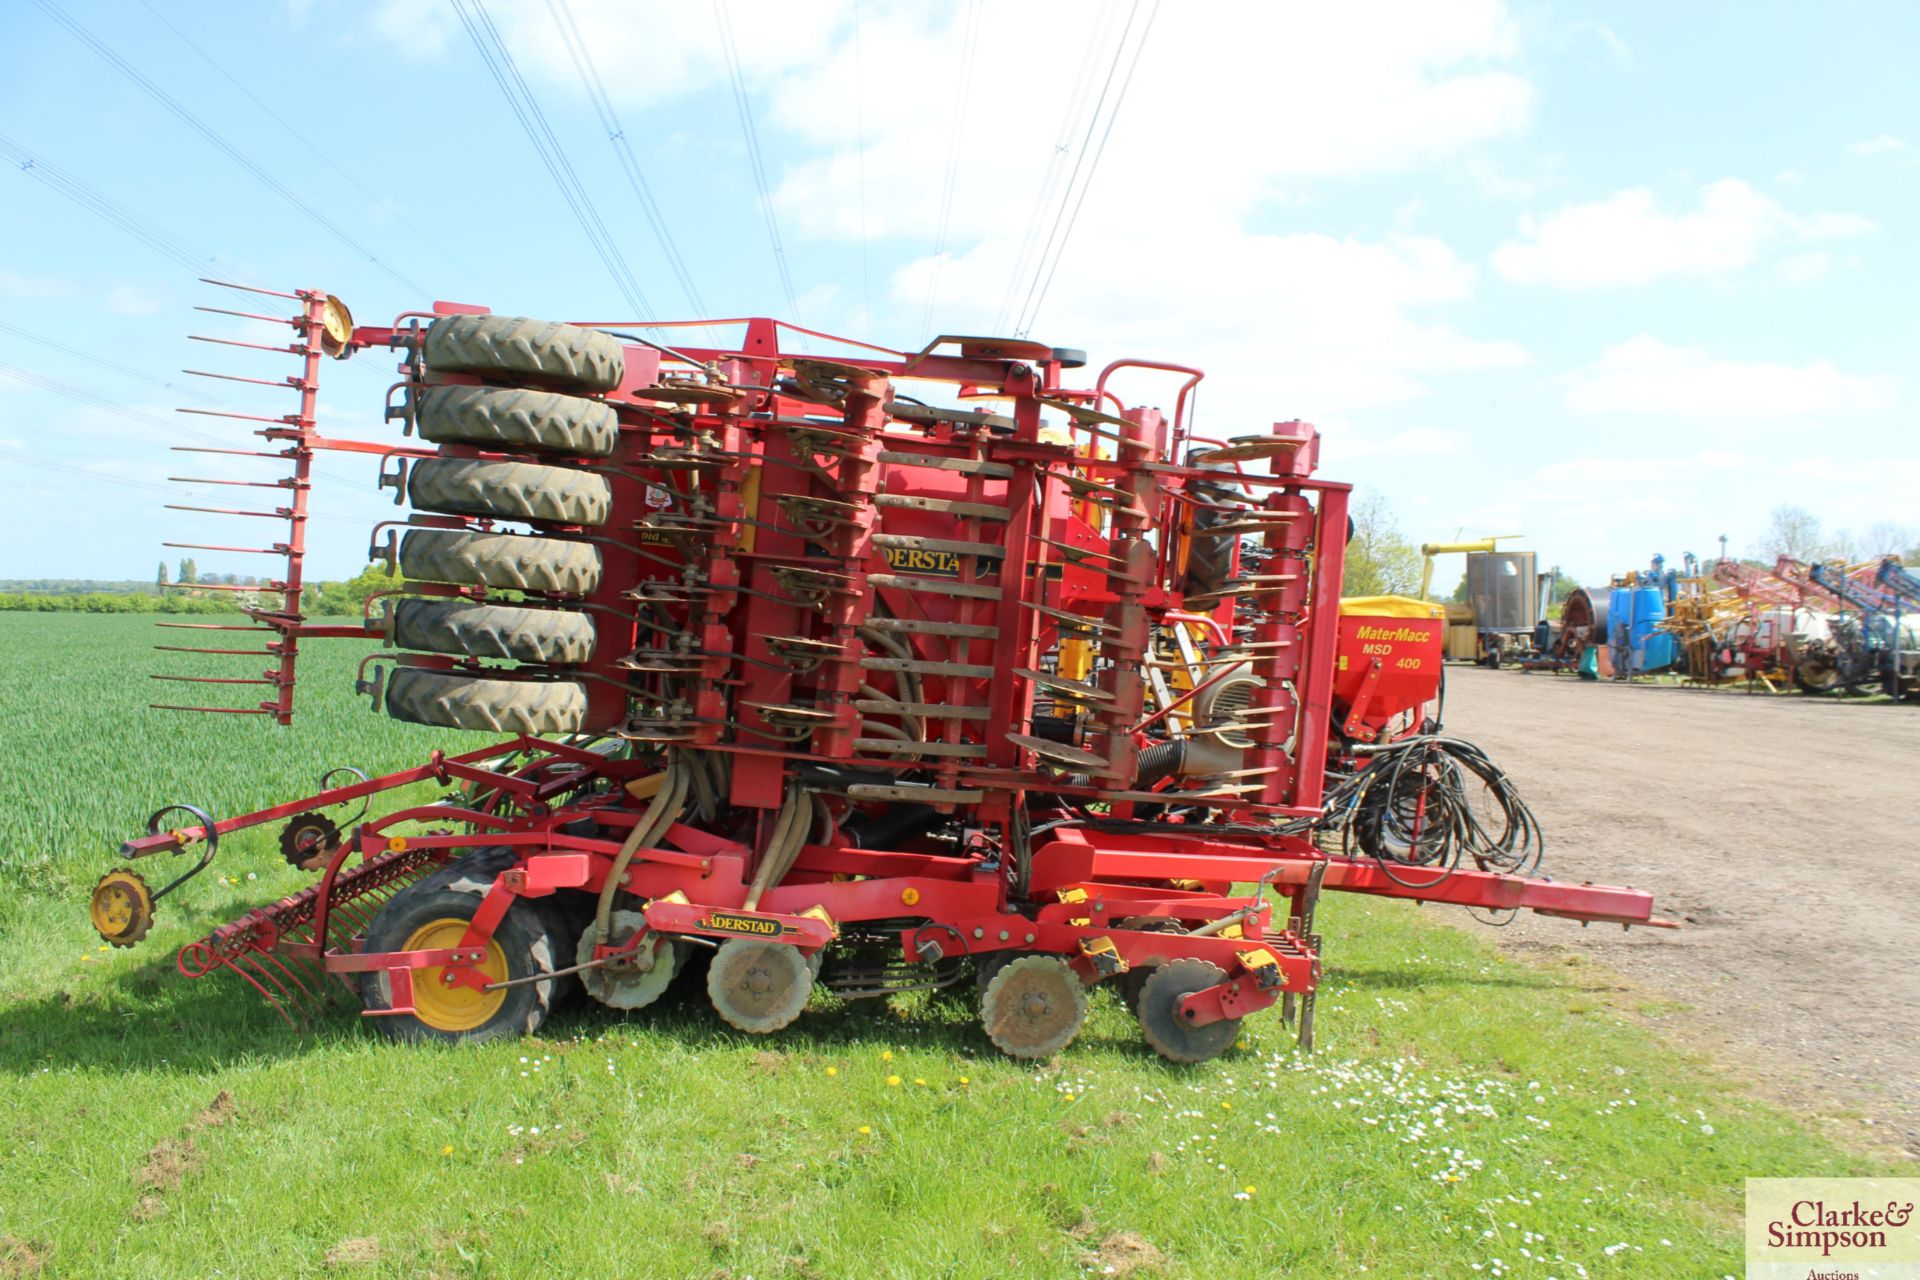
239;955;314;1027
189;334;300;355
177;406;295;426
154;622;277;631
154;646;277;656
149;703;275;715
199;276;303;300
222;956;298;1030
192;303;296;325
162;541;290;556
183;368;300;389
151;675;278;686
167;476;298;489
170;446;294;459
254;950;320;1004
165;504;293;520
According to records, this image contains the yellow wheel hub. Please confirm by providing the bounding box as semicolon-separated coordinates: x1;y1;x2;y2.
90;869;154;948
403;918;507;1032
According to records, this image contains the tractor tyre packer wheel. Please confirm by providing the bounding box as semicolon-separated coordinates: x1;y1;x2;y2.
1181;467;1250;600
423;314;625;393
416;384;619;458
407;457;611;527
407;846;586;1005
398;528;602;595
384;667;588;734
390;598;596;665
358;873;565;1044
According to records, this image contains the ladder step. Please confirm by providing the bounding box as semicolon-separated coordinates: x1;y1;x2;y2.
860;656;996;679
847;783;985;805
856;699;991;721
860;617;1000;640
1005;733;1110;771
873;494;1010;521
867;573;1002;601
877;450;1013;479
854;739;986;758
872;534;1005;559
1015;669;1115;702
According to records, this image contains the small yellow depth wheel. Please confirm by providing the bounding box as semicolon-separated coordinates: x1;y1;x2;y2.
402;918;507;1033
90;870;155;948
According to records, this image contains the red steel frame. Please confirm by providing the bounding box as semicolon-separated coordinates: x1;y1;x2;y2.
123;300;1670;1043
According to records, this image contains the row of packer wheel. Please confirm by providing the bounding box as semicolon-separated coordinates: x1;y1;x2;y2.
382;314;629;734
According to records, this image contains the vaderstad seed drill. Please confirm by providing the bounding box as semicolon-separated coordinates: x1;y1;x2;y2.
89;284;1670;1061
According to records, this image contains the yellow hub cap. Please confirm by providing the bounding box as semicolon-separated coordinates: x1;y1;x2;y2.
403;918;507;1032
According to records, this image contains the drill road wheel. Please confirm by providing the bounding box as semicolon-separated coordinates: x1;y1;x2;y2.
90;869;155;948
980;955;1088;1060
416;384;618;458
707;939;813;1035
385;667;588;734
578;909;682;1011
399;528;603;594
358;881;562;1044
408;457;612;527
390;598;596;665
423;314;625;393
1137;959;1240;1064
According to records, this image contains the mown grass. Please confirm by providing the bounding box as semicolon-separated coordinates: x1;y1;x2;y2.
0;614;1898;1277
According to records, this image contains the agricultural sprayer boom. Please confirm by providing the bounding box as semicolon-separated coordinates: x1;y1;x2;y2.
88;285;1669;1060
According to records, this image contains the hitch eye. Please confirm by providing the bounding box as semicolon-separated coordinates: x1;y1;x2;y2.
356;663;386;711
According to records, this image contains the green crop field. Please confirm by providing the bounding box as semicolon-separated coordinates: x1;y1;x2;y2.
0;613;1896;1278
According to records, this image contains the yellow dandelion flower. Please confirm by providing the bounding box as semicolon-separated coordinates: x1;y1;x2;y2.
858;1125;872;1136
881;1050;894;1061
825;1066;838;1077
441;1145;454;1156
913;1078;926;1086
1222;1101;1233;1110
886;1075;901;1087
1063;1092;1075;1102
958;1076;970;1085
1244;1186;1256;1196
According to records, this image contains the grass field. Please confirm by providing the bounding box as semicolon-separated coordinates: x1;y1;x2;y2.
0;613;1897;1277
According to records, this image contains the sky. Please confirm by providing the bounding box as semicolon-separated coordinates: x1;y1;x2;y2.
0;0;1914;585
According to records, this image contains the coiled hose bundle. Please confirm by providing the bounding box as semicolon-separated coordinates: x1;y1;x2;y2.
1319;736;1544;887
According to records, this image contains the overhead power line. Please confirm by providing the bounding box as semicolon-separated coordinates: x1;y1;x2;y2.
1011;0;1160;339
921;0;985;339
131;0;496;295
993;4;1120;334
449;0;657;321
713;0;804;325
30;0;430;296
545;0;707;317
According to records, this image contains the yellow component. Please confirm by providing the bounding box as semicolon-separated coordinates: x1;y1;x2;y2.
1077;935;1129;973
1056;887;1089;904
89;869;155;948
319;294;355;357
1219;922;1245;940
1058;634;1093;683
624;772;668;801
1416;535;1522;601
656;889;690;906
1338;595;1447;620
798;903;839;938
387;836;409;853
402;918;507;1033
900;887;921;906
1237;947;1286;989
1067;917;1090;927
738;462;764;555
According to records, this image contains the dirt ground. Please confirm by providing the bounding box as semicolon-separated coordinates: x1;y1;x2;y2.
1437;665;1920;1154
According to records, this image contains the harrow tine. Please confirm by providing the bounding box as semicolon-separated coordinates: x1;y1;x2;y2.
150;675;278;686
224;955;301;1030
177;406;296;426
198;276;304;300
188;333;301;355
149;703;275;715
183;367;299;389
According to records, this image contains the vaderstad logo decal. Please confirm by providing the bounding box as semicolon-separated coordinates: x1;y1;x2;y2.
698;911;786;937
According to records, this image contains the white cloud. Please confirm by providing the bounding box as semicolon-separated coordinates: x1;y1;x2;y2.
1847;134;1909;157
1492;179;1874;290
0;268;72;300
106;285;163;317
1563;336;1896;418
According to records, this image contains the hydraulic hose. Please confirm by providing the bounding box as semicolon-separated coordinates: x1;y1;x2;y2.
593;749;691;948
